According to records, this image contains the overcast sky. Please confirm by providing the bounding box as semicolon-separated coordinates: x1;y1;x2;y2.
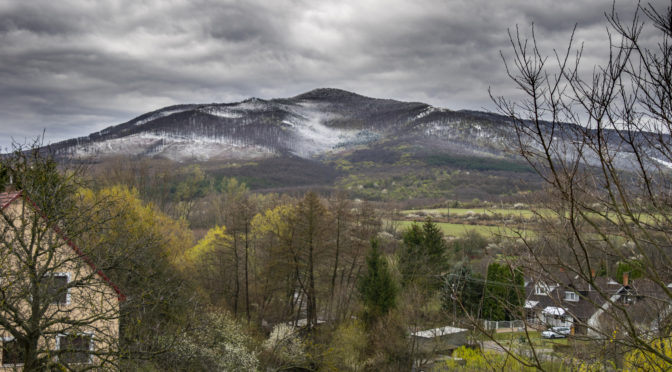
0;0;661;149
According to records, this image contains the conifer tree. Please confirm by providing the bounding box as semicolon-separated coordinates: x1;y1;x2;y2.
399;218;448;290
359;239;397;326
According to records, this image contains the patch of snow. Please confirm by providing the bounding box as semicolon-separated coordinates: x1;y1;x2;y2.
415;106;449;120
233;98;268;111
653;157;672;169
73;132;274;162
134;108;191;126
286;103;379;157
415;106;435;120
195;99;271;119
199;107;243;119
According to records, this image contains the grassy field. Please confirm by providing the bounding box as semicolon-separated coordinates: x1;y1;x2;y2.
476;330;581;347
495;331;599;351
401;207;550;218
394;220;530;238
403;207;665;225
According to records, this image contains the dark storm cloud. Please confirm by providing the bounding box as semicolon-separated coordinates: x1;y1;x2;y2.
0;0;663;148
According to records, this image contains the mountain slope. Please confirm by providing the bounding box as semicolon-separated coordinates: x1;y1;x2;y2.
42;88;669;203
45;88;601;202
49;88;514;162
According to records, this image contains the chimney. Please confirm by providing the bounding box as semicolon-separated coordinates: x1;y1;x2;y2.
4;174;15;193
591;269;596;278
623;272;629;286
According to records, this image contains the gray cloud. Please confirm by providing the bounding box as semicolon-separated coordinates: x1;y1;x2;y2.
0;0;663;149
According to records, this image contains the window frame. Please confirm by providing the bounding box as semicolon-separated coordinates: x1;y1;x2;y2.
1;337;24;367
47;272;71;306
564;291;579;302
56;332;94;365
535;282;550;296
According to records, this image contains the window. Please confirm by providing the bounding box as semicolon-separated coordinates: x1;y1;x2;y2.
564;291;578;302
58;334;93;365
2;338;23;366
535;282;551;296
47;274;69;305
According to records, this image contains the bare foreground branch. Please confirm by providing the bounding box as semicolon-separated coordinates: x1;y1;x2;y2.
479;1;672;370
0;145;122;370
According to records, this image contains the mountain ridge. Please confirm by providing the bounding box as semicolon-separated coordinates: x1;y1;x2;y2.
41;88;597;201
33;88;669;202
47;88;512;163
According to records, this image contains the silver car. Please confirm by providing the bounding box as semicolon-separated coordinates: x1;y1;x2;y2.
541;326;571;339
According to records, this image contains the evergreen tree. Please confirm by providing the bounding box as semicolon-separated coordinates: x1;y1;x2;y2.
359;239;397;326
482;262;524;321
399;218;448;290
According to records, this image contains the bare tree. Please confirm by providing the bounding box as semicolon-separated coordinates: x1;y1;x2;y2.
0;145;123;371
292;192;331;330
480;1;672;369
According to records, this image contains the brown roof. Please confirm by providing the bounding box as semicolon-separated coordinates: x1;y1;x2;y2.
525;276;622;321
1;191;126;302
525;272;671;323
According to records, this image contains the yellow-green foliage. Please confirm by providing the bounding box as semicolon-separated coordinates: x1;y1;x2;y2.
250;204;296;285
322;320;368;372
576;360;613;372
251;204;295;240
334;159;354;171
435;346;536;371
624;338;672;371
185;225;232;264
79;185;194;267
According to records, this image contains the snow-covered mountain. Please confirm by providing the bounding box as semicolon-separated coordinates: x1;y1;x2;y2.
49;88;514;162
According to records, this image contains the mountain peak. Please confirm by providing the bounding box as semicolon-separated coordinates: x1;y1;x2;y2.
242;97;266;103
293;88;369;101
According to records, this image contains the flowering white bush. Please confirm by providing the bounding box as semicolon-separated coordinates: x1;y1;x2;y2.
164;311;258;371
263;323;307;366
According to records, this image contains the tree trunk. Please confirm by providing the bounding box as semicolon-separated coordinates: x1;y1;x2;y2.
244;219;251;324
308;239;317;329
329;212;341;320
232;233;240;316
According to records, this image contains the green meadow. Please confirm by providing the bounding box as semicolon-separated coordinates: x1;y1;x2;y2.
401;207;551;219
393;220;530;238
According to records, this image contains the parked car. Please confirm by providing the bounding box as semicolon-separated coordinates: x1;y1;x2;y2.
541;326;571;339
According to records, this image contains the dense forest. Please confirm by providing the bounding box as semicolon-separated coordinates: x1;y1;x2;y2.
87;161;500;370
2;146;519;371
